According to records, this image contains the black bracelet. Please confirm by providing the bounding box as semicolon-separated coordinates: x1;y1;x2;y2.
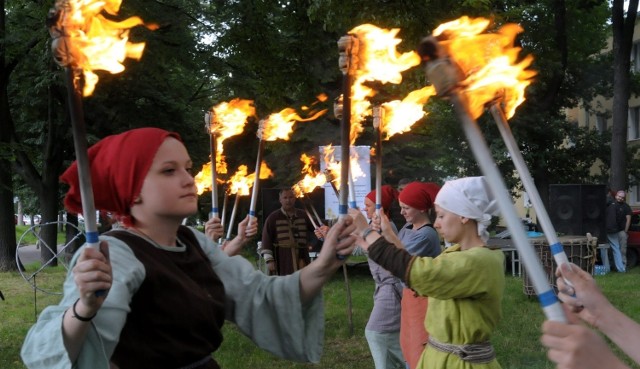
72;298;96;322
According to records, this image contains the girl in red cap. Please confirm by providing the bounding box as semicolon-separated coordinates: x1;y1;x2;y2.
358;185;405;369
372;181;442;369
21;128;357;369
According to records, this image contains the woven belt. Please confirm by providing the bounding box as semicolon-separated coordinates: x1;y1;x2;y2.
274;243;305;249
427;336;496;364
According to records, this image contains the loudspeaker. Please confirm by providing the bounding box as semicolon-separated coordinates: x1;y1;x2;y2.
548;184;606;241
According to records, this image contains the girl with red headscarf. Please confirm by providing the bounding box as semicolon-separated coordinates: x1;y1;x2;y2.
21;128;357;369
357;185;405;369
369;181;442;369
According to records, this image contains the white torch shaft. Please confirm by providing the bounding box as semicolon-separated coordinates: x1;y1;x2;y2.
210;133;219;219
65;67;99;250
248;139;265;226
226;194;240;240
451;92;566;322
489;104;567;265
373;106;383;216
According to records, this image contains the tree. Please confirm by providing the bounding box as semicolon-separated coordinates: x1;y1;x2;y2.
610;0;639;191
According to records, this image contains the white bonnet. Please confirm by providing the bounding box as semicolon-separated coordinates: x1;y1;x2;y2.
434;176;499;243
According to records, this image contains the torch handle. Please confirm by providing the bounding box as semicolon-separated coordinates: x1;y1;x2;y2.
489;105;567;265
248;139;265;226
348;169;357;209
210;133;219;219
451;92;566;322
65;68;99;250
339;76;352;220
226;194;240;240
65;68;104;297
375;111;383;216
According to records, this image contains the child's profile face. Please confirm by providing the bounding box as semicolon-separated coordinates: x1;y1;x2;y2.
434;205;464;243
363;197;376;220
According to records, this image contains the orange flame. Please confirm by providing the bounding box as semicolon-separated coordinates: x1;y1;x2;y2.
194;162;225;195
433;16;536;119
292;154;328;197
380;86;436;139
207;98;256;173
226;162;273;196
320;145;364;188
259;94;328;141
347;24;421;142
51;0;156;96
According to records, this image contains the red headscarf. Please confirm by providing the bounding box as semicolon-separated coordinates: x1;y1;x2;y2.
60;127;181;225
365;185;399;216
398;181;441;211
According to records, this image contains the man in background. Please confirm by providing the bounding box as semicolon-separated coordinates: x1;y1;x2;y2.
605;190;632;273
260;188;319;275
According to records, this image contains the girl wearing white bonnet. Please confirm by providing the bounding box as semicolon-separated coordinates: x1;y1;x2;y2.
434;176;499;244
351;176;505;369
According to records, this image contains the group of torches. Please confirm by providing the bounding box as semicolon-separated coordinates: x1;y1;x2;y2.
49;0;572;322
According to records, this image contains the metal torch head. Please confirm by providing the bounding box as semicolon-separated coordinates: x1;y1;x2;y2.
372;105;384;130
47;6;73;68
333;95;343;120
204;110;215;132
337;35;360;75
417;36;464;97
256;119;266;140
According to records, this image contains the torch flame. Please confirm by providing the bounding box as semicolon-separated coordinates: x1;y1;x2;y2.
50;0;157;96
347;24;421;142
258;94;328;141
207;98;256;174
194;162;225;195
226;162;273;196
293;154;328;197
432;16;536;119
380;86;436;139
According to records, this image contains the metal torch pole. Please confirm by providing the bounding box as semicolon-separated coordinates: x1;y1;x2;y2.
226;194;240;240
338;35;358;220
248;137;265;227
205;111;219;219
489;104;568;266
64;68;99;251
373;106;383;216
450;92;565;322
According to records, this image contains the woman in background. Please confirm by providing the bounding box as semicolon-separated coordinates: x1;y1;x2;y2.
375;181;441;369
358;185;405;369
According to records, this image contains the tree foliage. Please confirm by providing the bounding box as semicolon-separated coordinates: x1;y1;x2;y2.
0;0;631;269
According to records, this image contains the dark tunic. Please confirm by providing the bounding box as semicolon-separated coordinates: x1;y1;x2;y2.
261;208;314;275
108;226;225;369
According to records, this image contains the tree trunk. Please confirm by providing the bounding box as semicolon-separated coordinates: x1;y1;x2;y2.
610;0;639;191
0;0;19;272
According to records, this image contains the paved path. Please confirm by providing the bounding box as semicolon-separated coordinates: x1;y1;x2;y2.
17;244;69;266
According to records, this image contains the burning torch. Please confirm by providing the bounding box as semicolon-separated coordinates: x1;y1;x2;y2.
337;34;359;219
205;110;220;219
417;22;565;322
373;106;384;216
47;0;153;252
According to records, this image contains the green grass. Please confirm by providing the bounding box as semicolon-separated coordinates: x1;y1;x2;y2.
15;225;67;247
1;263;640;369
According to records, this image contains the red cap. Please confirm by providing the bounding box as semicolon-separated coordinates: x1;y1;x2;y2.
365;185;399;215
60;127;181;226
398;181;441;211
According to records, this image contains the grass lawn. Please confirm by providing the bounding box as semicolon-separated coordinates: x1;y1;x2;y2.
1;257;639;369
